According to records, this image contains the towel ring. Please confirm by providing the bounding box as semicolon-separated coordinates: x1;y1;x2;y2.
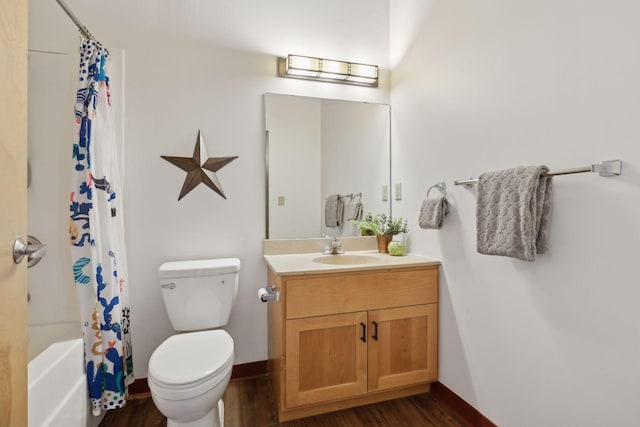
426;181;446;198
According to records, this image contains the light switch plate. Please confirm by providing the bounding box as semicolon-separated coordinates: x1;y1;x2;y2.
277;195;285;206
395;183;402;200
382;185;388;201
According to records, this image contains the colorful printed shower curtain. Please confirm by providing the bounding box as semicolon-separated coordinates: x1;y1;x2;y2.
69;37;133;415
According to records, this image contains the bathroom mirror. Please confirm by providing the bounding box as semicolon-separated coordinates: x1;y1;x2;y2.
264;93;391;239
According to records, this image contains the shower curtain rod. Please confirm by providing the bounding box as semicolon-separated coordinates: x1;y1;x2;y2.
55;0;96;40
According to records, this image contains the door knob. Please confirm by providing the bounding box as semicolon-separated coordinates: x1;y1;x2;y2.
13;235;47;268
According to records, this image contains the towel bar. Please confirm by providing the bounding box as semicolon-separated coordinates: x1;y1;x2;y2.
339;192;362;199
454;160;622;188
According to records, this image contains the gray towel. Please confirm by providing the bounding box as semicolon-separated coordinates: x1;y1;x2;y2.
419;197;449;229
476;165;553;261
336;197;344;227
324;195;344;228
347;199;364;221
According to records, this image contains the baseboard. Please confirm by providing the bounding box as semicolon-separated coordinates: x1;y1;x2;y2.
128;360;269;398
128;378;151;398
431;382;497;427
231;360;268;381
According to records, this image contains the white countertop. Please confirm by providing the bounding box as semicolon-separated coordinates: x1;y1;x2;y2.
264;250;440;276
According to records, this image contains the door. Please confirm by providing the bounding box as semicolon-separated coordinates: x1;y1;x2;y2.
368;304;438;392
0;0;29;425
285;312;368;408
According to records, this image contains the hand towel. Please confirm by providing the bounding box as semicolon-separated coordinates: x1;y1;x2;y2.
336;196;344;227
476;165;553;261
419;197;449;229
324;195;344;228
347;199;364;221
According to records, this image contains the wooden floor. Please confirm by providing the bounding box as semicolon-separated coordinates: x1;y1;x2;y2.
100;377;471;427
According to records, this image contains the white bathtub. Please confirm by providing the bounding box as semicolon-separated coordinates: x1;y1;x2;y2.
28;323;104;427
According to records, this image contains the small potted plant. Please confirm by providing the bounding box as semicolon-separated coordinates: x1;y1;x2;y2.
352;213;408;253
351;213;379;236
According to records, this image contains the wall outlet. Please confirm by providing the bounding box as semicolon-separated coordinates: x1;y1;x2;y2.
382;185;388;201
395;183;402;200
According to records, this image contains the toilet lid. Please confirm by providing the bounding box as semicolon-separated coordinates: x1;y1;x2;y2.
149;330;233;387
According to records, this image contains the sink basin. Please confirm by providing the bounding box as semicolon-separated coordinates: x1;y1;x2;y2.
311;254;379;265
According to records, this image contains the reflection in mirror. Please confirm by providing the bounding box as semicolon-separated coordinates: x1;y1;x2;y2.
265;93;390;239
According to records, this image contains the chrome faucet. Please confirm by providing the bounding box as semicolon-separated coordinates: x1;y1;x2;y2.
323;236;344;255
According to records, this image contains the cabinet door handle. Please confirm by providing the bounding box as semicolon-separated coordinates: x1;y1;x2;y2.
372;321;378;341
360;322;366;343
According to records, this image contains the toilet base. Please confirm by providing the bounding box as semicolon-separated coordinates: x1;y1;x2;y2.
167;398;224;427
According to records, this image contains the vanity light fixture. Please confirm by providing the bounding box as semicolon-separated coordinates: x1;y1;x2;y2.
278;54;378;87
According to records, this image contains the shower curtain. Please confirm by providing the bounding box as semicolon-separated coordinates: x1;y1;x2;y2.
69;37;133;415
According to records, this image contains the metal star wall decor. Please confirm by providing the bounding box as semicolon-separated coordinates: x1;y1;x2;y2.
161;130;238;201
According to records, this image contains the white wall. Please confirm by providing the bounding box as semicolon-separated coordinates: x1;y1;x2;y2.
30;0;390;378
27;52;79;327
390;1;640;426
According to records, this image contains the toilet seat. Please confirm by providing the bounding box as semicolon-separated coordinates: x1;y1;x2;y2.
148;330;234;398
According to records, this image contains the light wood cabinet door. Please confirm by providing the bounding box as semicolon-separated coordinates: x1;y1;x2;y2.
367;304;438;392
285;312;368;408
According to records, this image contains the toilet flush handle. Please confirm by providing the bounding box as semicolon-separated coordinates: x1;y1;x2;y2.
162;283;176;289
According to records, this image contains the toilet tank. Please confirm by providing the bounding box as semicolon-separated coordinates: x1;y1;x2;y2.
158;258;241;332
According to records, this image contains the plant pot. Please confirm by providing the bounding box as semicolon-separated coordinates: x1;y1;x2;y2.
376;235;393;253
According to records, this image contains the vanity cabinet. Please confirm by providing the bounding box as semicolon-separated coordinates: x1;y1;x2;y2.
267;265;438;421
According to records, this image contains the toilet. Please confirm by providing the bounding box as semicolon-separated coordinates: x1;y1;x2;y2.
148;258;241;427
